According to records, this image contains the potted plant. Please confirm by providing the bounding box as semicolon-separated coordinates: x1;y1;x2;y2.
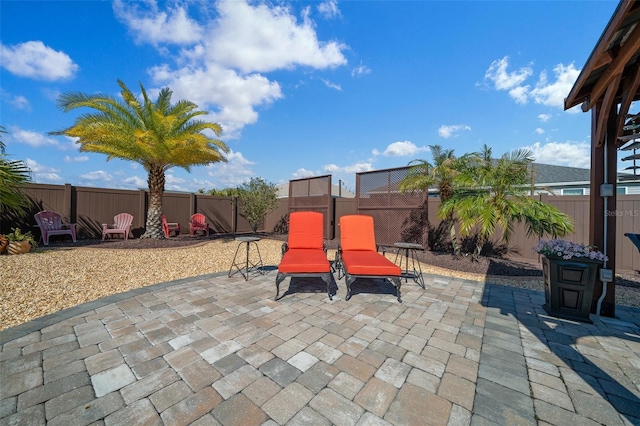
534;239;607;323
4;227;38;255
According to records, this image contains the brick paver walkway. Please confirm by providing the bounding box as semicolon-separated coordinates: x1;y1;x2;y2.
1;271;639;425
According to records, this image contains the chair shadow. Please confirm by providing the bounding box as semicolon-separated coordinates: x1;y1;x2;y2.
344;277;399;299
276;276;339;300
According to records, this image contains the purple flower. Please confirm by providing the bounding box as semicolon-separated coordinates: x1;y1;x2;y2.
533;238;608;262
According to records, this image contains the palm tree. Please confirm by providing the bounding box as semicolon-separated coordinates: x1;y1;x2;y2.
399;145;465;254
440;145;573;258
0;126;32;215
51;80;229;239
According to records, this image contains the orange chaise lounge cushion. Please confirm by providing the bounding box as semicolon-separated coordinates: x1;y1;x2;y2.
278;211;330;274
278;249;331;273
340;251;400;276
287;211;325;250
339;215;377;252
276;211;333;301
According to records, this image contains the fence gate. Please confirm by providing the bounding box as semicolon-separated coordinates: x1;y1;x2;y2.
356;167;426;246
288;175;334;239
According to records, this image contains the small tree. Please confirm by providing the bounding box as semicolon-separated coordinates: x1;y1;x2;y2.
237;177;278;233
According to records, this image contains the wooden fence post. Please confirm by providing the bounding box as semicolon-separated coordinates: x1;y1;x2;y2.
64;183;73;223
138;189;146;230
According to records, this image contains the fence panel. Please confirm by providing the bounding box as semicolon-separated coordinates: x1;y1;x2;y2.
616;195;640;272
289;175;333;238
196;196;235;233
356;167;425;246
266;199;289;234
75;187;144;238
162;192;193;235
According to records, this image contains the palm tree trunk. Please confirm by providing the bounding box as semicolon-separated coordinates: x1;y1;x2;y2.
141;165;165;239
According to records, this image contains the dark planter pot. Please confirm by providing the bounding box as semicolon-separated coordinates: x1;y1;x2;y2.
542;255;602;323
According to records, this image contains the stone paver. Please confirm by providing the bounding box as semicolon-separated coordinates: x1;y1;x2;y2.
1;271;639;426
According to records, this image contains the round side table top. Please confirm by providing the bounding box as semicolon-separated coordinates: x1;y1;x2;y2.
235;236;261;243
394;242;423;250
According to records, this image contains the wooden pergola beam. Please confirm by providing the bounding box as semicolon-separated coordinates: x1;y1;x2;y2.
594;74;622;147
616;62;640;144
582;24;640;112
565;0;637;110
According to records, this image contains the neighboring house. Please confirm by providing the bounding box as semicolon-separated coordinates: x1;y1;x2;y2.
529;163;640;196
276;182;355;199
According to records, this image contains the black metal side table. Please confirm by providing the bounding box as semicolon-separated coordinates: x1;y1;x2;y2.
228;236;264;280
393;242;425;289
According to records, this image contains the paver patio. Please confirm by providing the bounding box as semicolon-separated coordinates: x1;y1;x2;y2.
1;270;639;425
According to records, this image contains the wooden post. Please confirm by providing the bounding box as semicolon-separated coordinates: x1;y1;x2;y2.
64;183;73;223
138;189;146;232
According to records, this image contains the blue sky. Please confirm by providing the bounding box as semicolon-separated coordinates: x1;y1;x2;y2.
0;0;624;193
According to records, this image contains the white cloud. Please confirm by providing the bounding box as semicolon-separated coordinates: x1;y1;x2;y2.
10;128;60;148
113;0;204;45
317;0;341;19
322;79;342;91
7;95;31;111
0;41;78;81
324;162;374;174
484;56;532;91
373;141;429;157
204;0;347;74
438;124;471;139
508;86;530;105
150;63;283;138
351;64;371;78
41;87;62;101
81;170;113;181
206;150;255;187
116;0;348;139
529;63;580;108
525;141;591;169
24;159;63;183
484;56;580;109
64;155;89;162
535;128;545;135
165;174;185;184
122;176;147;189
291;168;318;179
538;113;551;122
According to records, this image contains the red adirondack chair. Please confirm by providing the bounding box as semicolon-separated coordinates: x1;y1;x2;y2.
162;215;180;238
102;213;134;241
190;213;209;236
34;210;77;245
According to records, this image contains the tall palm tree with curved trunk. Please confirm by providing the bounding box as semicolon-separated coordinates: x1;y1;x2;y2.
51;80;229;239
440;145;573;258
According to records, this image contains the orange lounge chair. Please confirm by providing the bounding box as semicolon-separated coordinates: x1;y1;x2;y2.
34;210;77;245
102;213;133;240
338;214;402;302
162;215;180;237
275;211;334;300
190;213;209;236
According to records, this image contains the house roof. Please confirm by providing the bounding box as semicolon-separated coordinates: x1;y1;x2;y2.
530;163;590;184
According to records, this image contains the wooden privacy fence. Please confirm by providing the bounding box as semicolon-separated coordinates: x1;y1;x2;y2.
0;183;290;239
3;181;640;273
